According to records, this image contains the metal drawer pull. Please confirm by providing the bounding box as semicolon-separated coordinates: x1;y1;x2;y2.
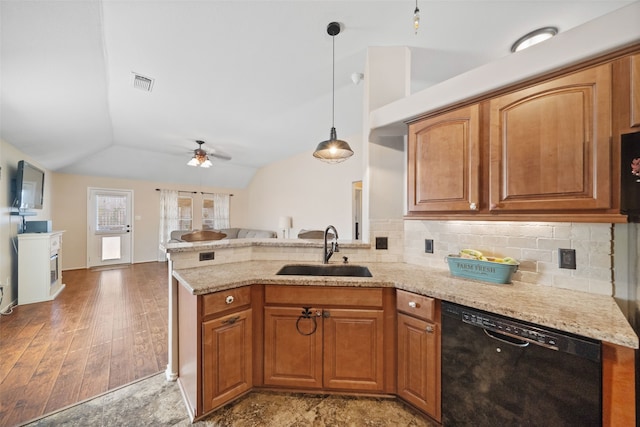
222;315;240;325
425;325;434;333
225;295;234;304
408;301;417;308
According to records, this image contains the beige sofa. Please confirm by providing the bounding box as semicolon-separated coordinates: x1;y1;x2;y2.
169;228;277;243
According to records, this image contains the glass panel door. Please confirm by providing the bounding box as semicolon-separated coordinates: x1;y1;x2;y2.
87;188;133;267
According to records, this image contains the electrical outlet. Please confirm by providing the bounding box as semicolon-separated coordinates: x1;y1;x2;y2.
375;237;388;250
425;239;434;254
199;252;215;261
559;248;576;269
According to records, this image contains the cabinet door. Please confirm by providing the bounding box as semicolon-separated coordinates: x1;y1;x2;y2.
408;104;481;212
489;63;612;211
202;308;253;412
631;54;640;128
263;306;323;389
397;313;440;420
323;308;384;392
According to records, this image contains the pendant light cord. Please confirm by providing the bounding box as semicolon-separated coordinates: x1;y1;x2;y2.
331;33;335;129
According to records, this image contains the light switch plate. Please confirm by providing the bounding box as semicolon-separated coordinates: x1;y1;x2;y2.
559;248;576;269
425;239;434;254
375;237;388;250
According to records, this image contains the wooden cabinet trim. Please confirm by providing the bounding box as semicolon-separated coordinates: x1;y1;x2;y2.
265;285;383;308
602;341;636;427
631;54;640;128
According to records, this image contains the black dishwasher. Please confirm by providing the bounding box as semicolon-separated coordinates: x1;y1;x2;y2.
442;301;601;427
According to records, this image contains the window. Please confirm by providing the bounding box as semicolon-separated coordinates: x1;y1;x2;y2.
178;196;193;230
202;197;215;230
96;193;127;232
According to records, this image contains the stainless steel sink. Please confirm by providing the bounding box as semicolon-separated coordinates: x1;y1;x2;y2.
276;264;372;277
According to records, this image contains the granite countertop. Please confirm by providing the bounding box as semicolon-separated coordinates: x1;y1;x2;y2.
172;260;638;349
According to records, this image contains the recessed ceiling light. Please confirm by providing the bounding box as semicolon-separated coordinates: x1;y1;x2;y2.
511;27;558;53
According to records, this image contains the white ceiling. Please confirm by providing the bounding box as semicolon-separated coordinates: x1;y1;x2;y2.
0;1;633;188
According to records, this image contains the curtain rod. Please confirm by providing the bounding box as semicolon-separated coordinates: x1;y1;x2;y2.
155;188;196;194
201;191;234;196
155;188;233;196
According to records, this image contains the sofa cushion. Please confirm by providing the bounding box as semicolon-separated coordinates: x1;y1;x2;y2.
219;228;240;238
238;229;277;239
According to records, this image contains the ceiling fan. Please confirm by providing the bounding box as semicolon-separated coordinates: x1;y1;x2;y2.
187;140;232;168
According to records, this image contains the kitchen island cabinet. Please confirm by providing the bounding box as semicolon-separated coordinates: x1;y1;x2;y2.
263;285;391;393
177;284;254;419
169;258;637;425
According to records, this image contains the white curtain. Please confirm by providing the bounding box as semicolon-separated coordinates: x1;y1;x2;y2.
158;189;179;261
212;193;230;230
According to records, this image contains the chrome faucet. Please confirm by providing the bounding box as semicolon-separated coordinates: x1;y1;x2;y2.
323;225;339;264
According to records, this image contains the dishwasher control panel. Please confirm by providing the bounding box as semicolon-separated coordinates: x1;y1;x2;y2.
461;311;560;349
442;301;601;362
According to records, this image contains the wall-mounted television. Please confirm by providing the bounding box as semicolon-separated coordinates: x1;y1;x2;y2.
14;160;45;210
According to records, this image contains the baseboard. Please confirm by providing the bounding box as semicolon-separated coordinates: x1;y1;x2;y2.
1;299;18;315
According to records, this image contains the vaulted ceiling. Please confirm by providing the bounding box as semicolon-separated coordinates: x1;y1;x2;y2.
0;1;632;188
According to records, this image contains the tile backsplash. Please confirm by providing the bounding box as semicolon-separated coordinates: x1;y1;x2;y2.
403;220;613;296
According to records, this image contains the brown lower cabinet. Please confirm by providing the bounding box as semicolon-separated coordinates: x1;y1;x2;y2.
396;290;441;421
202;308;252;412
178;282;634;426
263;306;385;391
263;286;387;393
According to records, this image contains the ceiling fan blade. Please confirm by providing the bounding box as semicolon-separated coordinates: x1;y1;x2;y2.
209;151;232;161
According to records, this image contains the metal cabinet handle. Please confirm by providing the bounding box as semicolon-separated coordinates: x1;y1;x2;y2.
425;325;434;333
470;202;477;210
408;301;417;308
225;295;234;304
222;315;240;325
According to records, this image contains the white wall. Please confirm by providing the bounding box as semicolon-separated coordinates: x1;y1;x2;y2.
245;140;363;240
0;139;52;312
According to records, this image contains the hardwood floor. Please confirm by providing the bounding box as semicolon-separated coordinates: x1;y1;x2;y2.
0;262;169;427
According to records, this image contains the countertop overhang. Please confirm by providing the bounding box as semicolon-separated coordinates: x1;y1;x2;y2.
173;260;638;349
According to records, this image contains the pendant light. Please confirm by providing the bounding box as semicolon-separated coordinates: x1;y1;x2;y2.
313;22;354;163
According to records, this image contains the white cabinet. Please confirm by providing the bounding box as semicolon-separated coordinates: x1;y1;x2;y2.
18;231;65;305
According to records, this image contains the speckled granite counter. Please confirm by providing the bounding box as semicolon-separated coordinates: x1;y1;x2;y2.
173;260;638;349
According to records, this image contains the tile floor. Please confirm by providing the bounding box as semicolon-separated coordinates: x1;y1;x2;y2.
24;373;437;426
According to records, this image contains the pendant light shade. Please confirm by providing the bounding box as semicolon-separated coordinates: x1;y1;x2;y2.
313;22;353;163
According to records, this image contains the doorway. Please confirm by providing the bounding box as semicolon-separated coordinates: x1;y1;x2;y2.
87;188;133;268
352;181;362;240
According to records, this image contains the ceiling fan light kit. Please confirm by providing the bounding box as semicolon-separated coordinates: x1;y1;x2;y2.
188;140;213;168
313;21;354;164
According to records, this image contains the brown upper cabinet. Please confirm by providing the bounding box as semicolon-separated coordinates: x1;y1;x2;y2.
488;63;611;212
408;104;480;212
406;49;640;222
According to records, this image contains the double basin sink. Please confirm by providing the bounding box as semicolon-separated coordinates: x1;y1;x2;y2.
276;264;372;278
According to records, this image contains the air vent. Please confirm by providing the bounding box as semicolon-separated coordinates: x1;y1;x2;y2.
132;73;154;92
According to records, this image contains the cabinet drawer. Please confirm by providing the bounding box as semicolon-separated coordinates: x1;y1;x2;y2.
265;285;383;308
202;286;251;317
396;290;435;321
